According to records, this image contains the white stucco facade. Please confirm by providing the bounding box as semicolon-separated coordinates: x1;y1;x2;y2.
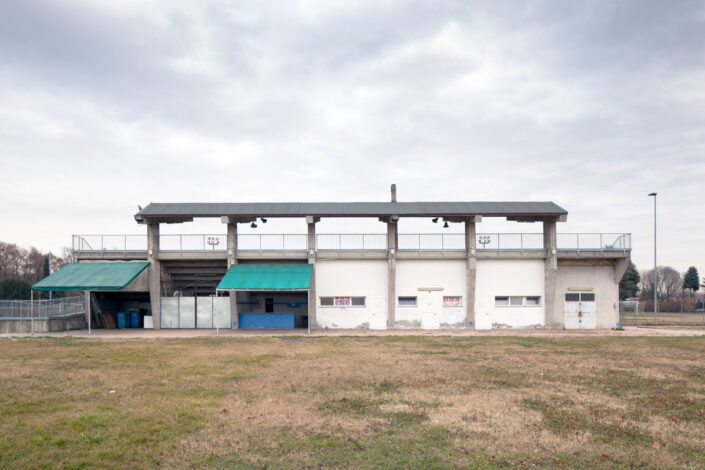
474;259;545;329
315;260;388;329
395;260;467;328
552;263;620;329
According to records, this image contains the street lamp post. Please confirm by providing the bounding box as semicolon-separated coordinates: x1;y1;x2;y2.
648;192;658;325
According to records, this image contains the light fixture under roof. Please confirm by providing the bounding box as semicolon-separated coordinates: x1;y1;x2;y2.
261;218;267;223
250;222;257;228
432;217;438;223
443;221;449;228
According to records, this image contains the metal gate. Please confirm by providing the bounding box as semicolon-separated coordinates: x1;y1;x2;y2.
161;296;230;328
564;292;596;329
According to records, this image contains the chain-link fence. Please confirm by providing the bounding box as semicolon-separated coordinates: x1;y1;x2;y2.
619;300;705;326
0;296;85;320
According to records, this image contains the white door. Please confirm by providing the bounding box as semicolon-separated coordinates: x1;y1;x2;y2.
564;292;596;329
419;290;441;329
564;293;581;329
579;293;597;329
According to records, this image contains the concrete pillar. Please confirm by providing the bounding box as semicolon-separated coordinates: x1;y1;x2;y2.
226;221;238;268
221;217;239;329
387;219;398;328
147;222;161;329
84;290;91;331
464;217;479;328
306;216;319;329
543;219;558;328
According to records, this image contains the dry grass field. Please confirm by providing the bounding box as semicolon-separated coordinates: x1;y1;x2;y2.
1;336;705;469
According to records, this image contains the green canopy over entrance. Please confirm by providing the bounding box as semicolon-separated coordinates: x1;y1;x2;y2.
32;262;150;291
217;264;313;291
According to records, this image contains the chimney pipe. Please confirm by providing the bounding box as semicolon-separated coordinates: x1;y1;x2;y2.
391;184;397;203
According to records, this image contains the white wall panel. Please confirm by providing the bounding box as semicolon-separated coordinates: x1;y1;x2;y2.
475;260;545;329
315;260;387;329
554;265;619;329
395;260;466;329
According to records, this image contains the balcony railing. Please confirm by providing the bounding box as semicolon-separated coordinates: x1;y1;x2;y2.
72;233;631;254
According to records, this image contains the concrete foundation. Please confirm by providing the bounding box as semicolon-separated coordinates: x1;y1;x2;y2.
0;314;87;333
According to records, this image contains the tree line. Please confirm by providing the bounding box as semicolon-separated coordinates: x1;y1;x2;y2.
0;242;72;299
620;262;702;306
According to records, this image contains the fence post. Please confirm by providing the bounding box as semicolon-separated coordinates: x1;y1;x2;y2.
600;233;603;253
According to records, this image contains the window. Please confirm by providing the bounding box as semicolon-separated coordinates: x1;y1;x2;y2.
580;293;595;302
565;293;580;302
443;296;462;307
320;296;366;307
496;296;542;306
398;296;417;307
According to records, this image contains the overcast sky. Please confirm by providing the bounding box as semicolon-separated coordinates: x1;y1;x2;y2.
1;0;704;273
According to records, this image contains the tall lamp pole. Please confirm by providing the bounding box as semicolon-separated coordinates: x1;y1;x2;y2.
648;192;658;325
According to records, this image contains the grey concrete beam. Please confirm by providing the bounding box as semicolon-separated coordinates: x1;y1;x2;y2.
543;220;558;329
387;221;398;328
226;223;238;268
307;220;318;330
465;218;477;328
147;222;161;330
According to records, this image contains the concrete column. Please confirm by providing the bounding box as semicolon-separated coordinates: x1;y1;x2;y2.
387;220;398;328
147;222;161;329
464;217;479;328
84;290;91;331
221;217;239;329
226;222;238;268
543;219;558;328
306;216;319;329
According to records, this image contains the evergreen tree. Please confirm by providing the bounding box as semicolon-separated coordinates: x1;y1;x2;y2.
683;267;700;292
620;262;641;300
0;279;31;299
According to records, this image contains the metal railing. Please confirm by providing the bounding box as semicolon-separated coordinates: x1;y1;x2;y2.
238;234;307;252
475;233;544;252
160;234;228;251
398;234;465;251
72;233;632;253
73;235;147;252
557;233;631;252
0;296;85;320
316;234;387;251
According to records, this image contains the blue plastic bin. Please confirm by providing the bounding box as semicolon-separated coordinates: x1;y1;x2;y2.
130;311;141;328
117;312;128;329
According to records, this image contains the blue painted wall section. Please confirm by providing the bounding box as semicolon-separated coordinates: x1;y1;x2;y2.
238;313;295;329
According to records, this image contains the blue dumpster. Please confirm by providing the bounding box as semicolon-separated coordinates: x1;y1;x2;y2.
117;312;128;329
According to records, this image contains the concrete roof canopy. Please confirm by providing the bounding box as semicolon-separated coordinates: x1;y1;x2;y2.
135;202;568;223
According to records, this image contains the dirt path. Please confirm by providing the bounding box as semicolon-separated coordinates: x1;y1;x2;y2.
2;326;704;339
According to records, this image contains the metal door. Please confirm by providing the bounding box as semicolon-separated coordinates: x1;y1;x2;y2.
579;293;597;329
564;292;596;329
419;290;441;329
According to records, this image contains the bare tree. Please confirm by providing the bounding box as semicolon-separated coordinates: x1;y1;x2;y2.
640;266;682;300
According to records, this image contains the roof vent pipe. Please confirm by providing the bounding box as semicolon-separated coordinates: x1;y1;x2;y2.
391;184;397;203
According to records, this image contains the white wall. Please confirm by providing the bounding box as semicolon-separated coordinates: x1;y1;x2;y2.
554;264;619;328
395;260;467;328
475;259;545;329
315;260;388;329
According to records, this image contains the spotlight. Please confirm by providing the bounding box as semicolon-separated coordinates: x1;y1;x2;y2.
250;222;258;228
432;217;438;223
261;218;267;223
443;221;449;228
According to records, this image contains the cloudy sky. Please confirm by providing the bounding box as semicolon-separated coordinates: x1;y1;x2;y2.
1;0;704;273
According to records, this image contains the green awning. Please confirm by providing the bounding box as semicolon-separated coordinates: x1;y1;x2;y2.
32;262;151;291
217;264;313;290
